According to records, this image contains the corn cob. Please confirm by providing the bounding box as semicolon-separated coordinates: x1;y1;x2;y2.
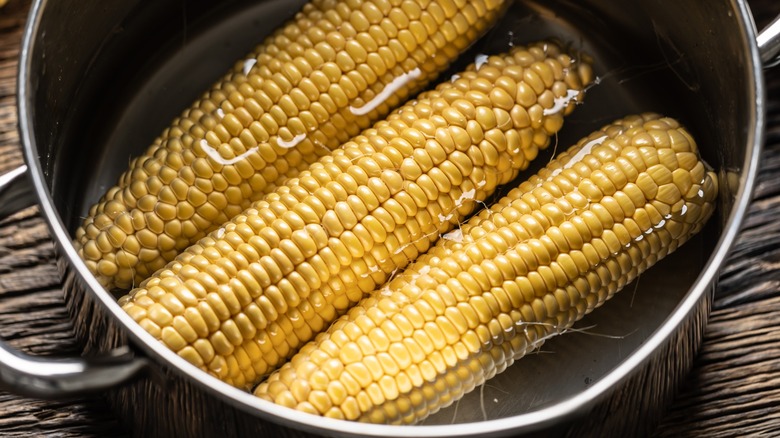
75;0;508;290
118;42;594;389
254;113;718;423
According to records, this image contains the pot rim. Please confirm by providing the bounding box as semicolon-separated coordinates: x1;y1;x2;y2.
16;0;765;436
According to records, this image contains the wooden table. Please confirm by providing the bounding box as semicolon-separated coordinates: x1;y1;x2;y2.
0;0;778;436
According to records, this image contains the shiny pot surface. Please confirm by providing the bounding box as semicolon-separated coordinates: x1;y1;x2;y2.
3;0;779;436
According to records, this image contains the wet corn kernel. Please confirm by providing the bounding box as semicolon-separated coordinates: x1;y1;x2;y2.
254;113;718;423
75;0;508;290
119;42;593;390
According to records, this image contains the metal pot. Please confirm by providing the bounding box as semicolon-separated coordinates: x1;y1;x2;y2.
2;0;779;436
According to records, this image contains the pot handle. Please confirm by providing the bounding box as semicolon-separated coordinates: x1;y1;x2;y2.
758;13;780;68
0;164;150;398
0;164;35;218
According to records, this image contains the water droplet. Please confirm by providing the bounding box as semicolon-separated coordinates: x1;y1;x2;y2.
442;229;464;243
350;68;422;116
543;89;581;115
550;135;608;178
242;58;257;76
277;132;307;149
200;139;258;165
458;188;476;203
360;264;384;279
474;54;489;70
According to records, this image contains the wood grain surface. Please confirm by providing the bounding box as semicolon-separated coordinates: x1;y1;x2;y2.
0;0;778;436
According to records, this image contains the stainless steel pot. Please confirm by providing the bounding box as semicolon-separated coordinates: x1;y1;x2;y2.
2;0;779;436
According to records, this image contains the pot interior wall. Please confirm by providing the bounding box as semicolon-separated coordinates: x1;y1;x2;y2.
24;0;756;434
